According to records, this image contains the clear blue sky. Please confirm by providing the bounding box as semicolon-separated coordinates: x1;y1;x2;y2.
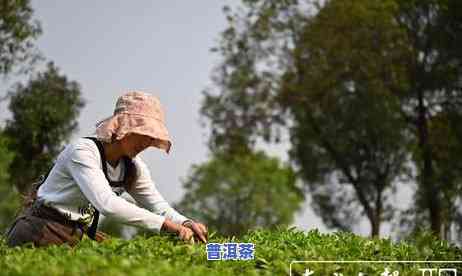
0;1;333;234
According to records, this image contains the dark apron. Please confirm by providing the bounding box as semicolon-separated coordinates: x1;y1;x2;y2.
6;200;86;247
5;137;119;248
6;199;110;247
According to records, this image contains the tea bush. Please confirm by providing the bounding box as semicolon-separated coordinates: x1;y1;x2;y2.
1;228;461;275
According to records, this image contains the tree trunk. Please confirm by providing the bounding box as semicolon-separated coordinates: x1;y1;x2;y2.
370;183;383;238
370;216;381;238
416;89;442;237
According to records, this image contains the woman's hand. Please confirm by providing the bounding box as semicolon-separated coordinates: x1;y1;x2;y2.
182;220;208;243
177;225;195;244
161;219;195;244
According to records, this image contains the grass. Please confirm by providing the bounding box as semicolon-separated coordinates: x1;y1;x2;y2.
1;228;461;275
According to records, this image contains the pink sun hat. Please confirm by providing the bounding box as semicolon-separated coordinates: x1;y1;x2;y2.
95;91;172;153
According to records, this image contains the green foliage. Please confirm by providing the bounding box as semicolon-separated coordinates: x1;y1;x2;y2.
4;62;85;194
370;0;462;238
201;0;299;152
278;0;413;237
204;0;462;239
0;132;19;232
176;151;304;237
391;0;462;237
404;111;462;241
98;217;127;239
0;133;14;197
0;229;460;275
0;0;42;76
204;0;412;237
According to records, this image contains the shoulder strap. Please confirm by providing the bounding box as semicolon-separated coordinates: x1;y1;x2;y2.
84;136;127;187
32;137;127;240
38;137;125;188
83;137;129;240
84;137;109;181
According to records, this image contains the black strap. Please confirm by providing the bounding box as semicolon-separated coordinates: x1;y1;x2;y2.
34;137;128;240
84;137;105;240
32;165;53;191
85;137;109;179
84;137;128;240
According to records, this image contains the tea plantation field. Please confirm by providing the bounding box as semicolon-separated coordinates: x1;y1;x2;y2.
1;228;461;275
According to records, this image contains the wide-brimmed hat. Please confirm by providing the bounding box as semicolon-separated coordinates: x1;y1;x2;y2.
95;91;172;153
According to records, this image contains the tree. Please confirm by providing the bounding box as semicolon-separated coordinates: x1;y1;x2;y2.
203;0;411;237
407;110;462;241
0;131;19;232
203;0;462;238
279;0;416;237
4;62;85;194
176;150;304;237
201;2;297;153
291;0;462;238
0;0;42;77
391;0;462;237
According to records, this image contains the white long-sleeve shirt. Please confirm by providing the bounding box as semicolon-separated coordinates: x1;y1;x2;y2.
37;137;189;232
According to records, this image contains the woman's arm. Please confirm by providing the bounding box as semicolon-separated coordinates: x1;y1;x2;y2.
128;157;191;225
67;144;168;232
129;158;208;242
